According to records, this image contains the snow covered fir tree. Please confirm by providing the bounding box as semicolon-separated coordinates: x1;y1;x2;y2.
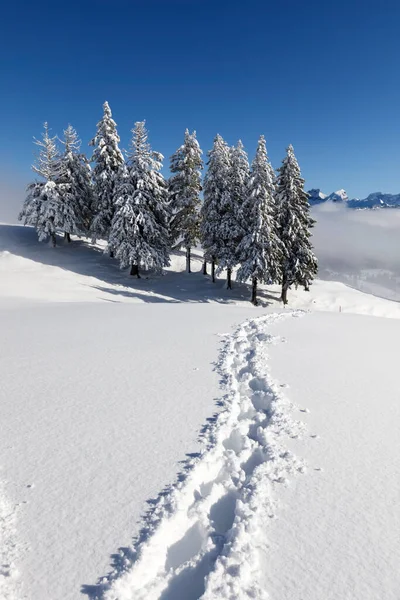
19;123;68;247
58;125;94;242
18;105;318;304
168;129;203;273
216;140;250;289
236;136;282;305
108;121;170;276
200;134;231;282
275;144;318;304
89;101;124;247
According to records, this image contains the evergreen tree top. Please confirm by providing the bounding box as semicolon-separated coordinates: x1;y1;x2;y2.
204;134;231;187
169;129;203;175
230;140;249;172
61;125;81;154
89;100;124;187
89;101;123;160
251;135;274;179
277;144;306;188
32;122;64;182
130;121;164;173
103;101;112;118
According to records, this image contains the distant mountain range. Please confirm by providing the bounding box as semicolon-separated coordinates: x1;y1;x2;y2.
308;188;400;209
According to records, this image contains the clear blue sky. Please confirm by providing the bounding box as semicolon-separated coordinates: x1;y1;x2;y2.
1;0;400;201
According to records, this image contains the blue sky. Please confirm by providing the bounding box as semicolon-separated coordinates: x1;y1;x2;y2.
1;0;400;206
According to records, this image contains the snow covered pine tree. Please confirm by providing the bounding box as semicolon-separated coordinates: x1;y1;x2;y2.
19;123;66;247
275;144;318;304
108;121;170;277
200;134;231;282
169;129;203;273
59;125;94;241
236;135;281;305
217;140;250;289
89;101;124;248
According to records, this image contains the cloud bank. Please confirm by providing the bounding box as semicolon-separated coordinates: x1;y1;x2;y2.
312;203;400;300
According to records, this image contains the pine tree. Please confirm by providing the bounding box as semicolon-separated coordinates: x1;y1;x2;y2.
216;140;249;289
200;134;231;282
89;101;124;244
59;125;94;241
19;123;65;247
108;121;170;277
236;135;281;305
275;144;318;304
169;129;203;273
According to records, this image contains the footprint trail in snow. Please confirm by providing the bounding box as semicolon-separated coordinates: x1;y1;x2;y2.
99;311;307;600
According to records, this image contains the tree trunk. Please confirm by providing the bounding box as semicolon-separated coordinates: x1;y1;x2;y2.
211;258;216;283
281;273;289;304
304;283;310;292
251;277;258;305
227;267;232;290
50;233;56;248
64;232;71;243
186;247;191;273
109;249;114;258
130;263;141;278
281;283;289;304
202;259;207;275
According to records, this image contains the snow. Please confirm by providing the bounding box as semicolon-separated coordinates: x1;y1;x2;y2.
264;312;400;600
1;222;400;599
0;301;261;600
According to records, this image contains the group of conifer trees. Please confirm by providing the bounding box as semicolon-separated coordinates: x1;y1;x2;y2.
19;101;317;305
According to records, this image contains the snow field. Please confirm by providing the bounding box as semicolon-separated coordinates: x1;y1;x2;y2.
0;302;269;600
2;223;400;599
263;312;400;600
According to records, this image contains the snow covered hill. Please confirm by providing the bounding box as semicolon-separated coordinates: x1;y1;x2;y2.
308;188;400;208
0;224;259;306
1;224;400;317
1;223;399;600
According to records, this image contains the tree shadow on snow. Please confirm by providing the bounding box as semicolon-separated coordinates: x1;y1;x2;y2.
0;224;280;306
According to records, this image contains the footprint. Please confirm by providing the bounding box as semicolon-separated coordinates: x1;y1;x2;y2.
249;377;268;392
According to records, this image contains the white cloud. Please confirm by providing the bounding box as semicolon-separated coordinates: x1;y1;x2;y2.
312;203;400;300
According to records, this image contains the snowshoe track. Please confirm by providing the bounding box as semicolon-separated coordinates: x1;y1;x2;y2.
0;479;25;600
97;311;306;600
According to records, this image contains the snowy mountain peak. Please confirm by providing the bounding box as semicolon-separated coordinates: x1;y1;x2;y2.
308;188;400;209
326;189;349;202
308;188;349;204
308;189;327;202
